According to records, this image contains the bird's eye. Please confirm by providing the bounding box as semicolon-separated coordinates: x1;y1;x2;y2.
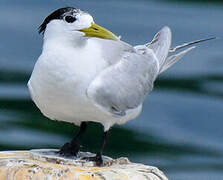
65;16;76;23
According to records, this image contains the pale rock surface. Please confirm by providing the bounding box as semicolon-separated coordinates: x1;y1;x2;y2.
0;149;169;180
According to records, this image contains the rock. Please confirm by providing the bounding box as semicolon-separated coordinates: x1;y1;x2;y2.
0;149;169;180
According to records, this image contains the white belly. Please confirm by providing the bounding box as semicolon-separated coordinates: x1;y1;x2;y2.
28;40;141;131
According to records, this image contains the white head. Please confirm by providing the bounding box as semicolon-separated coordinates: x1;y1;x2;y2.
39;7;119;43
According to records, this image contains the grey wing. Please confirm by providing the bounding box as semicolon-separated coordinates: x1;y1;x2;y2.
87;49;159;116
134;26;172;72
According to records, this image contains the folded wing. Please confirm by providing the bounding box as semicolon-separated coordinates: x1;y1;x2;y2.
87;27;172;116
86;26;213;117
87;49;159;116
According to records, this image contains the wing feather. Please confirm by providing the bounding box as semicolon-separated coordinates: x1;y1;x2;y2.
87;49;159;116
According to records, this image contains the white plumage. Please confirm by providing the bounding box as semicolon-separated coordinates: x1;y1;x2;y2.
28;7;209;132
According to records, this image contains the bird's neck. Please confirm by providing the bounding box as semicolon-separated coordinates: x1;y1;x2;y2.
43;29;86;50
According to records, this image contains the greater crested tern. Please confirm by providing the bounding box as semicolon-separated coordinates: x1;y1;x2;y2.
28;7;214;166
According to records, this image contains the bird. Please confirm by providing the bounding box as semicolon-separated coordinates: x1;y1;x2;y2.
28;7;214;166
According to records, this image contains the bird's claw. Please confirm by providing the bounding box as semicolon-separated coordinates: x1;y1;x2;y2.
82;152;103;166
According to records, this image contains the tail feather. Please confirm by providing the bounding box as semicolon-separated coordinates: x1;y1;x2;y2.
146;26;172;69
159;37;216;74
159;46;195;74
169;37;216;53
135;27;216;74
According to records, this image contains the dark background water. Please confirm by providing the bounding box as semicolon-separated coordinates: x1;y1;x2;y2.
0;0;223;179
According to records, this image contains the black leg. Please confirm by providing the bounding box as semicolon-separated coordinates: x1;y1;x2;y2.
59;122;87;156
84;130;109;166
99;131;109;156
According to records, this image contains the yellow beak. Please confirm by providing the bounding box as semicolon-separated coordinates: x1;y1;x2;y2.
80;22;119;41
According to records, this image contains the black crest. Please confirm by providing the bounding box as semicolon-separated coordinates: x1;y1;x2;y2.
38;7;77;34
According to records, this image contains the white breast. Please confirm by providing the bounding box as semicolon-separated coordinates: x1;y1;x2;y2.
28;38;142;131
29;39;103;118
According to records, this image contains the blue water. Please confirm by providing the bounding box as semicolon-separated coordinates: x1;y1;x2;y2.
0;0;223;179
